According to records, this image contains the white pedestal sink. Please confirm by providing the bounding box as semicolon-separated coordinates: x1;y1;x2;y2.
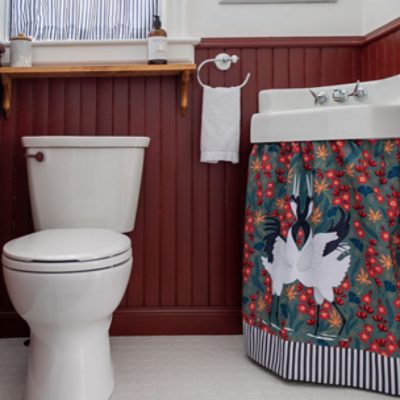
251;74;400;143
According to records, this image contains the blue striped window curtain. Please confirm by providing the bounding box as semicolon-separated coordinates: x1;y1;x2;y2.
11;0;159;40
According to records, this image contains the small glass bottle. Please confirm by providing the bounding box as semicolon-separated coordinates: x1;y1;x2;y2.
147;15;168;65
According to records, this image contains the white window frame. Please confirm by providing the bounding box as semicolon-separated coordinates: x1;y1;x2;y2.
0;0;10;43
0;0;199;65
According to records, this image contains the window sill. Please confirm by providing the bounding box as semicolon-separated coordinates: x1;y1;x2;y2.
1;37;200;66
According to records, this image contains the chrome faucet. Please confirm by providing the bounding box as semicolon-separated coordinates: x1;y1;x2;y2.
349;80;368;101
332;88;348;103
309;89;329;105
309;80;368;107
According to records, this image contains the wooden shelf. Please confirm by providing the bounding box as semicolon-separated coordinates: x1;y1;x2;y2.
0;63;196;119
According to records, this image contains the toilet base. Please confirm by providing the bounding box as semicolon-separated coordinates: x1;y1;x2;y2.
3;258;132;400
25;318;114;400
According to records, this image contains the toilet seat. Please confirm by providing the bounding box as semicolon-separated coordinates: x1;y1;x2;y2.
2;228;131;273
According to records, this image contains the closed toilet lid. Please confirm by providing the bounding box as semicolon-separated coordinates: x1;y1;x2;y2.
2;229;132;273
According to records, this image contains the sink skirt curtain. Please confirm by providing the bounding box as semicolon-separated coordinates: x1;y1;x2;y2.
243;140;400;395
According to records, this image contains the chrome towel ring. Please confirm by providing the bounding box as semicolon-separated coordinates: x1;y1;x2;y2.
197;53;251;89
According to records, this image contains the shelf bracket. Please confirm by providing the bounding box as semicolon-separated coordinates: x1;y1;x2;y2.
180;70;191;116
1;75;12;120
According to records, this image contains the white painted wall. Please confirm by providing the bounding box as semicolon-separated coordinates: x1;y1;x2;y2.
165;0;362;37
164;0;400;38
362;0;400;34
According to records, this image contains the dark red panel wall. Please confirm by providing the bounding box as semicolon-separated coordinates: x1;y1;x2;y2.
0;38;362;337
362;19;400;80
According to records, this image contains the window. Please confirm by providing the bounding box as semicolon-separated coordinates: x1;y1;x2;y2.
11;0;159;41
0;0;198;65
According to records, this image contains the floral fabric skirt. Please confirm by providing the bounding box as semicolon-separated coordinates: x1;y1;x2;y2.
243;140;400;395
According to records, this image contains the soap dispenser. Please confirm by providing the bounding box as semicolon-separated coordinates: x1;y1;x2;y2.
147;15;168;65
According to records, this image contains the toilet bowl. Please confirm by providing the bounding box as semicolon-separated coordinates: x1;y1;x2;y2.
2;136;149;400
3;229;131;400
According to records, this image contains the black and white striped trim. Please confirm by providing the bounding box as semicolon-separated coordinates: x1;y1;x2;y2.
244;322;400;396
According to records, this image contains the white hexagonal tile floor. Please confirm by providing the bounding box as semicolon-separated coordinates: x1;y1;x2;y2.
0;336;390;400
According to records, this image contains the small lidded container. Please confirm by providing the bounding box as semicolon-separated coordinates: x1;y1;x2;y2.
10;33;32;67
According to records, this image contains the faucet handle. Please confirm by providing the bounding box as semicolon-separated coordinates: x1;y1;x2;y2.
309;89;318;100
349;80;368;101
309;89;329;105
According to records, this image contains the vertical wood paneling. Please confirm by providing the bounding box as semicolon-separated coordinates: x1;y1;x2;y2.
321;48;338;85
113;78;129;135
395;31;400;75
34;80;50;135
362;27;400;81
143;77;161;307
128;78;146;308
0;86;17;310
48;79;65;134
305;48;321;87
385;33;397;76
370;42;379;79
337;48;354;84
0;37;366;336
273;48;289;88
64;79;81;135
14;82;33;238
0;114;14;246
191;48;210;307
378;37;387;79
113;77;130;308
224;47;244;307
362;45;370;81
289;48;305;88
160;77;177;307
208;48;226;307
257;48;274;90
176;88;193;306
352;47;362;81
96;79;113;135
80;79;97;134
240;47;258;194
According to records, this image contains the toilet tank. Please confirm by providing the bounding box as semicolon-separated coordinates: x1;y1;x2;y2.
22;136;150;233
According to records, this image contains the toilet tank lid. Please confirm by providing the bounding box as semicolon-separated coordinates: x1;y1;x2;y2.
22;136;150;148
3;229;131;262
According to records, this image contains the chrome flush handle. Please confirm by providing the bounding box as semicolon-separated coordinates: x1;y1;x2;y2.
25;151;45;162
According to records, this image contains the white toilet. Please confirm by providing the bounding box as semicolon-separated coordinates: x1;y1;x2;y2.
2;136;150;400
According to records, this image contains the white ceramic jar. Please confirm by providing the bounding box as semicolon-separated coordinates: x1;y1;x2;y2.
10;33;32;67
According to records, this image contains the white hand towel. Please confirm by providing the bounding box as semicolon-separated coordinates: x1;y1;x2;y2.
200;85;241;164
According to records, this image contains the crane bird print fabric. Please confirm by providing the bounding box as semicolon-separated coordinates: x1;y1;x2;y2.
243;140;400;395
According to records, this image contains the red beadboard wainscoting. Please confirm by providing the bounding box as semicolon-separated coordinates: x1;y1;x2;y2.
362;18;400;80
0;19;399;337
